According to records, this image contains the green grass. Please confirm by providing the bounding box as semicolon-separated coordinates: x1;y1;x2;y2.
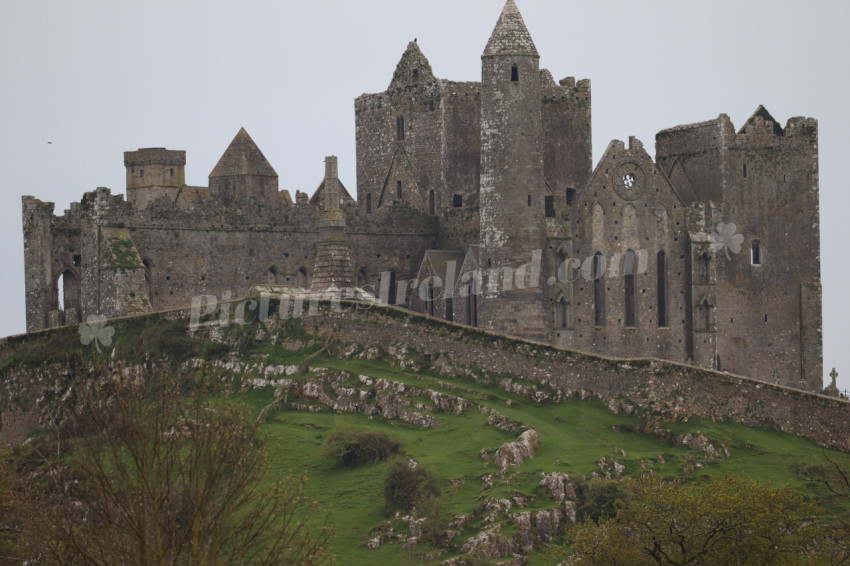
4;314;848;564
233;353;850;566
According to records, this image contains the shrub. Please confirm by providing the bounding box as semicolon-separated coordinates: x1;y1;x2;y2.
384;459;440;515
325;431;401;467
576;479;628;522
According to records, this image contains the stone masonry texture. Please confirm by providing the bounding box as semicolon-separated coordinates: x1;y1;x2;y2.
20;1;822;392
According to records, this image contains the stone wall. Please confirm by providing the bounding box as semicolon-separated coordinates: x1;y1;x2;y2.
566;138;691;363
1;301;846;451
657;110;821;389
293;303;849;451
19;0;822;396
22;180;438;330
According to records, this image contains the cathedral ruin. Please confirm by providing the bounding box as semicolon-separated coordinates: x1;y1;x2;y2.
22;0;822;390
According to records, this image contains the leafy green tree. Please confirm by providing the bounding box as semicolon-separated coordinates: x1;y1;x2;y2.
17;370;333;566
569;474;830;566
576;479;628;523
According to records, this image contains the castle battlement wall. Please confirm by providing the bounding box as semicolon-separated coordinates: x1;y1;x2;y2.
19;0;823;393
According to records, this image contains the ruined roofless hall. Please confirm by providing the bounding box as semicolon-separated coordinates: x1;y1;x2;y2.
21;0;822;392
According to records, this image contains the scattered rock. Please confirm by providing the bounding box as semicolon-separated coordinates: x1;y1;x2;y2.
513;512;533;551
459;527;518;559
483;498;513;524
596;456;625;478
448;514;472;532
535;509;559;544
539;471;571;501
677;432;730;458
480;474;494;492
494;429;538;475
362;347;381;360
485;409;520;431
366;523;393;549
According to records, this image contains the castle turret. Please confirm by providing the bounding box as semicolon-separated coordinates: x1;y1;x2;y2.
310;156;355;291
478;0;547;340
124;147;186;208
209;128;281;208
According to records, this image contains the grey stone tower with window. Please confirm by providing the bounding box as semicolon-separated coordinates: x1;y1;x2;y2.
478;0;548;340
20;0;822;392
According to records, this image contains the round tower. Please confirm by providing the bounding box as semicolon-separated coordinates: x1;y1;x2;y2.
478;0;547;339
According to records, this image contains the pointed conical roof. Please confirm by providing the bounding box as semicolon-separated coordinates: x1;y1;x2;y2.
209;128;277;178
483;0;538;57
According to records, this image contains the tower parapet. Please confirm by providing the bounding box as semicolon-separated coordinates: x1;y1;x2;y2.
124;148;186;208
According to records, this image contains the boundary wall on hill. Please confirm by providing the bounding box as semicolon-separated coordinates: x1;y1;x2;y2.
0;300;847;450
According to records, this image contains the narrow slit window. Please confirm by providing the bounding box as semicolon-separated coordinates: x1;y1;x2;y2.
453;194;463;207
366;193;372;213
624;250;637;327
511;65;518;82
751;240;761;265
527;194;532;207
396;181;402;199
566;188;576;206
396;116;405;141
429;190;435;215
465;282;472;324
593;252;605;326
743;163;747;178
656;250;667;327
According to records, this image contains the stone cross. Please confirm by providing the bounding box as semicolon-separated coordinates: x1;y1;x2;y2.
830;367;838;387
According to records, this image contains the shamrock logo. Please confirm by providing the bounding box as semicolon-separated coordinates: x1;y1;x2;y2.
79;315;115;352
709;222;744;260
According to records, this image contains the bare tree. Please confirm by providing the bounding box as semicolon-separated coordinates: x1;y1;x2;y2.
19;368;332;566
796;450;850;501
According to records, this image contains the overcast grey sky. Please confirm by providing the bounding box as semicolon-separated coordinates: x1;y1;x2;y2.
2;0;848;390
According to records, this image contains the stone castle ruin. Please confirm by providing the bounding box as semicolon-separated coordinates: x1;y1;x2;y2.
22;1;822;391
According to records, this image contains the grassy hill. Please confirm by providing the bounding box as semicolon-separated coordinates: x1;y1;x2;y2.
237;349;849;565
1;304;849;564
